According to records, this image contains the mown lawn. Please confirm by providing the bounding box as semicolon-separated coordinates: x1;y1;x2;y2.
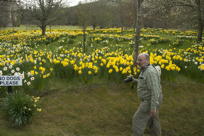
0;75;203;136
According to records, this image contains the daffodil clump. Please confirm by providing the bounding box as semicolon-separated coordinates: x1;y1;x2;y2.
0;29;84;47
52;47;137;77
0;42;55;92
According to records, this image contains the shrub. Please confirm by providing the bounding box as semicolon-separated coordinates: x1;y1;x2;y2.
1;91;41;127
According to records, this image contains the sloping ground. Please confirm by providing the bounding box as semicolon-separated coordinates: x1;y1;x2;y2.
0;77;204;136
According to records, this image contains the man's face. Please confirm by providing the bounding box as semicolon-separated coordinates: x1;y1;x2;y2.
137;55;148;68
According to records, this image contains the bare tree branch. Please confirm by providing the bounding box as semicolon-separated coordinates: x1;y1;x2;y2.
29;0;62;35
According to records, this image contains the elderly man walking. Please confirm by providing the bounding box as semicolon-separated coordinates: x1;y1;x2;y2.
132;53;163;136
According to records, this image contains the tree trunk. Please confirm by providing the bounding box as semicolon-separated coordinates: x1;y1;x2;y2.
121;26;124;34
196;0;203;42
83;25;86;53
133;0;143;64
41;25;46;35
92;24;96;30
118;0;124;34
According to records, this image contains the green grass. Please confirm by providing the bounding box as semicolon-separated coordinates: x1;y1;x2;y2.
0;75;204;136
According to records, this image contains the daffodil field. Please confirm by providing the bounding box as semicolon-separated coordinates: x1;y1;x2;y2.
0;27;203;92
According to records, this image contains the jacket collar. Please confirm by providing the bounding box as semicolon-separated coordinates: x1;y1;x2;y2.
141;64;150;72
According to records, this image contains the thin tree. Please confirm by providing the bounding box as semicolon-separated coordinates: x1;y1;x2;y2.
30;0;62;35
76;2;90;53
133;0;144;64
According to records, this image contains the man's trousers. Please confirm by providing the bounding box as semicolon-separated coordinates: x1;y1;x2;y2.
132;101;161;136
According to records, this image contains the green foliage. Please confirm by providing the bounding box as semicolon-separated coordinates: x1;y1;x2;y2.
1;91;40;127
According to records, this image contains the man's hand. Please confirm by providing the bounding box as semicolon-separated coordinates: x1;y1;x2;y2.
123;75;133;83
150;109;157;117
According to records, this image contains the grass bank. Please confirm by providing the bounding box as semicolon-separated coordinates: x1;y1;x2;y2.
0;75;204;136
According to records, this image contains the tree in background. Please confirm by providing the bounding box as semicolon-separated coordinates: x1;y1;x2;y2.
0;0;9;27
89;0;116;28
141;0;172;28
140;0;203;42
29;0;62;35
0;0;20;27
149;0;204;42
171;0;203;42
87;0;98;30
116;0;135;30
76;1;91;52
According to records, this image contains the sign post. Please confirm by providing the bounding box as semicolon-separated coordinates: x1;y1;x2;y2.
0;76;22;93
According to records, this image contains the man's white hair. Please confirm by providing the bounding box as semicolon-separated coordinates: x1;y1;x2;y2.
138;53;150;62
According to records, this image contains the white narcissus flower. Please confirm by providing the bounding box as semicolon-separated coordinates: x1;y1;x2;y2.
60;54;64;57
0;70;2;75
16;67;20;71
14;72;20;76
11;69;15;73
27;72;31;77
9;65;13;69
20;72;25;79
27;81;31;86
195;62;198;65
30;77;35;81
3;67;8;71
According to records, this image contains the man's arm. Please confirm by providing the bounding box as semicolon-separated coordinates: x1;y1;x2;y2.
124;75;138;83
132;77;138;83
